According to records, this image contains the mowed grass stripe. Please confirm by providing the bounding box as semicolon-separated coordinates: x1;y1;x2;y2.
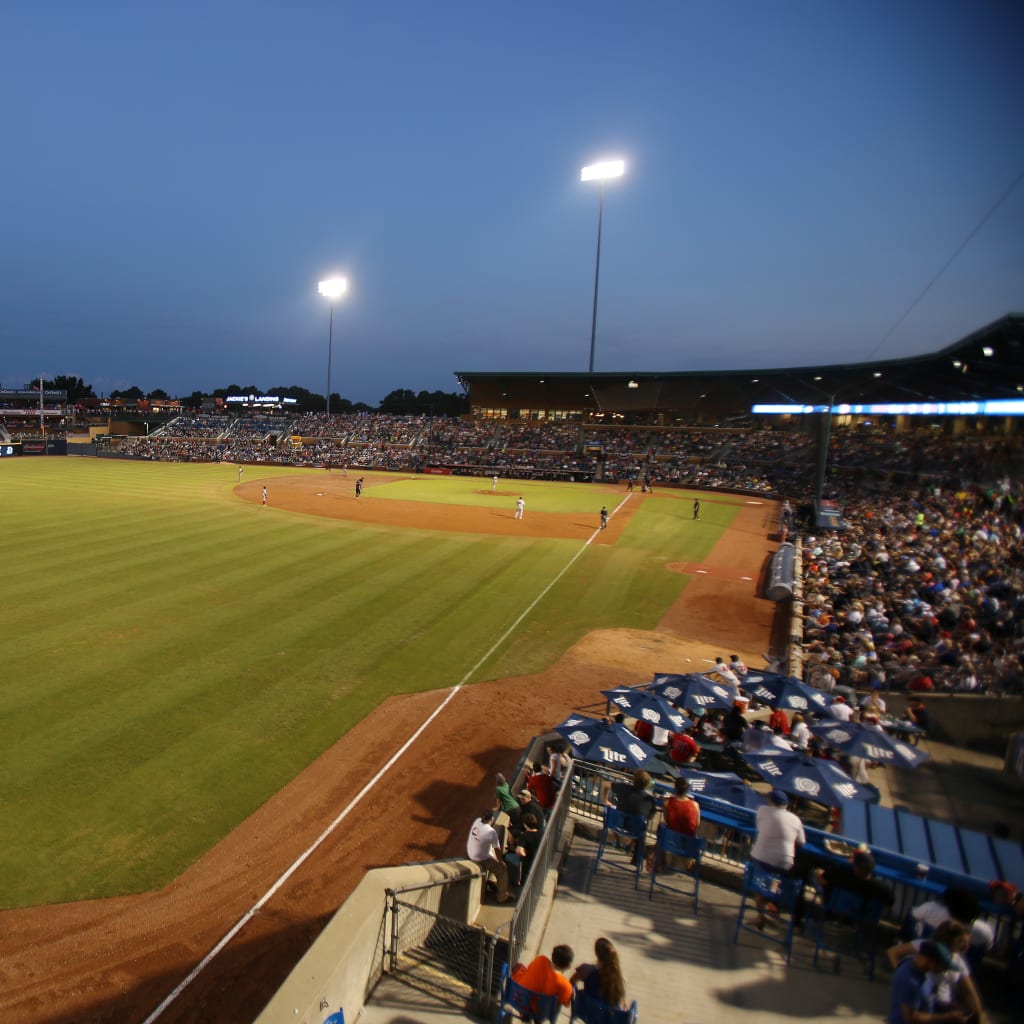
0;463;596;904
370;474;606;513
0;459;732;907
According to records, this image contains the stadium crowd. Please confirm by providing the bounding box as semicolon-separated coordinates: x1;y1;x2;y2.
103;410;1024;698
800;483;1024;696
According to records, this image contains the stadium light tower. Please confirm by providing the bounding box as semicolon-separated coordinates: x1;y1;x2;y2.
317;276;348;416
581;158;625;374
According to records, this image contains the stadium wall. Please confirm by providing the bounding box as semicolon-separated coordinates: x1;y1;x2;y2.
255;860;480;1024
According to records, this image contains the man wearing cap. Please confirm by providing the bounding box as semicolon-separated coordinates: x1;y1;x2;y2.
749;789;806;928
508;788;546;843
887;940;967;1023
751;789;805;874
830;695;854;722
467;809;511;903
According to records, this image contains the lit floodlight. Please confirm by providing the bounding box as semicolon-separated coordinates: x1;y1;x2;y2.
581;159;625;182
983;346;994;357
318;276;348;299
318;275;349;417
581;158;627;373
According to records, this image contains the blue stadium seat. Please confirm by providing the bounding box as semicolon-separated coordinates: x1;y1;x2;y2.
569;990;638;1024
648;824;706;913
733;861;804;965
811;883;887;979
495;963;560;1024
592;807;648;891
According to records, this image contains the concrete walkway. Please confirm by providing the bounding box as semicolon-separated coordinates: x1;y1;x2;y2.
362;740;1023;1024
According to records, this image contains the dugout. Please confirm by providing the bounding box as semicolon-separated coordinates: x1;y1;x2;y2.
766;542;796;602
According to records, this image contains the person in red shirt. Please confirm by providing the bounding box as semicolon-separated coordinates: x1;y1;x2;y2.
663;776;701;836
909;671;935;692
526;762;557;812
668;730;699;765
512;944;575;1007
633;718;655;744
768;707;791;734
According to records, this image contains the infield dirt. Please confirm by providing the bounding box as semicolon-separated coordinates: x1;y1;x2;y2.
0;483;774;1024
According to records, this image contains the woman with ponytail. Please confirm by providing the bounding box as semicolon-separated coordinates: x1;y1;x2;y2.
571;936;628;1011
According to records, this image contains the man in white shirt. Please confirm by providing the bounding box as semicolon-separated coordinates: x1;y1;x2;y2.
715;657;741;690
467;810;511;903
749;790;806;928
830;696;854;722
751;790;806;874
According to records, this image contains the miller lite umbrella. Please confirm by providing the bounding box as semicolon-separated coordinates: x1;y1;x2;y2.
674;768;766;809
740;671;830;715
552;714;672;773
646;673;735;713
600;687;692;733
809;720;930;769
741;751;874;807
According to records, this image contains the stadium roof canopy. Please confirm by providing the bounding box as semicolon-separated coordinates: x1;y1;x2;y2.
455;314;1024;417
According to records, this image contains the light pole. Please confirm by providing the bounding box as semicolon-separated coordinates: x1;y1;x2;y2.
581;159;625;373
317;276;348;416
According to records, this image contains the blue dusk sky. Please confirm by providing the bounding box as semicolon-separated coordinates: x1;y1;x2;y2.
2;1;1022;404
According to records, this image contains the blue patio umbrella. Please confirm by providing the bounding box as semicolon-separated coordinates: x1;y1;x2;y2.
740;671;830;715
809;720;930;769
553;715;671;773
675;768;766;809
600;687;691;732
740;751;873;807
646;673;735;712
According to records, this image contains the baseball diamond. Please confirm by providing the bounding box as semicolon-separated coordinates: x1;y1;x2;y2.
0;459;772;1023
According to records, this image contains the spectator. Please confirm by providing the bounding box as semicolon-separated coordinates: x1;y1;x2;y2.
504;812;542;888
887;921;988;1024
508;788;546;843
526;762;557;814
886;940;965;1024
663;775;701;837
466;810;511;904
749;789;806;928
512;944;575;1009
570;937;629;1012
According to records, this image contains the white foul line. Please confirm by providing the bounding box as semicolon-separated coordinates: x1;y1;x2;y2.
143;493;631;1021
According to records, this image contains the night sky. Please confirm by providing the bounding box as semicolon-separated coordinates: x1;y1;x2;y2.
2;1;1022;404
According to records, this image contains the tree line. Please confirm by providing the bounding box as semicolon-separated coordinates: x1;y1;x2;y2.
40;376;469;417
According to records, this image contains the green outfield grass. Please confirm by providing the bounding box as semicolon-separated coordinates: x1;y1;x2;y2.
369;474;619;512
0;458;740;909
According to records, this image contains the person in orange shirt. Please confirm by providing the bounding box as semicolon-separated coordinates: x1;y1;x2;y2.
664;776;701;837
512;944;575;1007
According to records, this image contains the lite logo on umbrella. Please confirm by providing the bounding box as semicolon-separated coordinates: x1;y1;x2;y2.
591;742;651;765
745;684;811;711
810;721;928;768
741;672;828;713
861;741;917;764
795;777;821;798
601;687;689;731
